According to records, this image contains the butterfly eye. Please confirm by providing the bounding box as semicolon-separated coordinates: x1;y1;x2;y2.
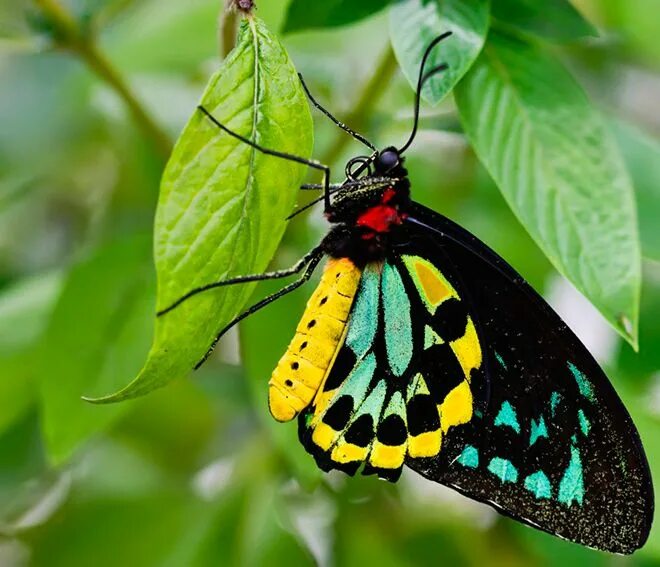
378;149;399;171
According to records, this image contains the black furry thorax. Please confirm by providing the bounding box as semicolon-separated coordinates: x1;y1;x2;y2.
321;151;412;266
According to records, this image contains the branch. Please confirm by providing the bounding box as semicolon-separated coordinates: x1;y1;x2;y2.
219;0;255;58
33;0;172;161
219;2;238;58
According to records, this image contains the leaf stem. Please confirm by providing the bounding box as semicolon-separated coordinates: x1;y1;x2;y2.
320;43;398;166
34;0;172;161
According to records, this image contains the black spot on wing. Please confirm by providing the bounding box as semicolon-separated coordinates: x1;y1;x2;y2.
432;297;468;342
323;395;353;430
344;414;374;447
420;343;465;404
323;348;356;392
377;414;407;446
407;394;440;435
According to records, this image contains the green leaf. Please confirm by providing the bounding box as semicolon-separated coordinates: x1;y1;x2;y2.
611;120;660;262
283;0;390;33
88;17;313;403
455;31;641;347
389;0;490;105
492;0;597;41
38;235;155;464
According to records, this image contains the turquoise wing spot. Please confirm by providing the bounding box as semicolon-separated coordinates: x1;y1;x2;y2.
356;379;388;422
424;325;443;349
407;373;430;399
524;471;552;499
568;362;595;402
494;401;520;433
383;391;406;421
529;416;548;446
494;351;507;369
345;265;380;359
558;445;585;506
457;445;479;468
488;457;518;483
578;409;590;436
382;262;413;376
550;391;561;416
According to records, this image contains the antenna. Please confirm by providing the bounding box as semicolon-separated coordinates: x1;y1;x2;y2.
398;31;452;154
299;74;377;152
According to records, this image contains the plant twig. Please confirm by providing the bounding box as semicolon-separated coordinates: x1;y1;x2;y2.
33;0;172;161
320;43;398;166
219;0;255;58
219;1;238;58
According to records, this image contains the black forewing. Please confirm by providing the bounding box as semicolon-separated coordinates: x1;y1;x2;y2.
400;203;653;554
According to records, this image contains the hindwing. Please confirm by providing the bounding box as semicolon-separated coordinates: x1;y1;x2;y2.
298;250;487;481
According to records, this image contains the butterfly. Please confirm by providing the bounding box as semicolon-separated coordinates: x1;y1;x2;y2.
159;32;654;554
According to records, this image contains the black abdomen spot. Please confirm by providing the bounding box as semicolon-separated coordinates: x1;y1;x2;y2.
323;395;353;430
407;394;439;435
433;298;468;342
377;414;407;446
344;414;374;447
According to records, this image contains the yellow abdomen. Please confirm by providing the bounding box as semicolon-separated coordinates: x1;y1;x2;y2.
268;258;362;422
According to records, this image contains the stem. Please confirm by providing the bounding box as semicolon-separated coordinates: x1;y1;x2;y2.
34;0;172;161
320;43;398;166
219;2;239;58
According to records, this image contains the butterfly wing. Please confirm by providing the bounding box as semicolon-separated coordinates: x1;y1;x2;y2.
297;250;487;482
401;203;653;554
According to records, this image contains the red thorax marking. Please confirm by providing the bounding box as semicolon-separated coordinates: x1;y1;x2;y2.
356;188;406;236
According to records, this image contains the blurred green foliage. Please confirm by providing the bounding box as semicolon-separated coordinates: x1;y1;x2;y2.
0;0;659;565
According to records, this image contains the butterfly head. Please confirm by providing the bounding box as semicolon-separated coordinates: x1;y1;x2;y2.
325;147;411;251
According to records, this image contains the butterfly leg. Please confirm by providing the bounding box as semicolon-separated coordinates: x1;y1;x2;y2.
197;105;332;209
157;245;324;316
194;252;325;369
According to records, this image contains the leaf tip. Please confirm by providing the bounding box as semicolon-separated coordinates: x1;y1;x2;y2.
81;393;126;405
619;313;639;352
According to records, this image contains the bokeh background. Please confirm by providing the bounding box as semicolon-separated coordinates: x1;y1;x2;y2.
1;0;660;565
